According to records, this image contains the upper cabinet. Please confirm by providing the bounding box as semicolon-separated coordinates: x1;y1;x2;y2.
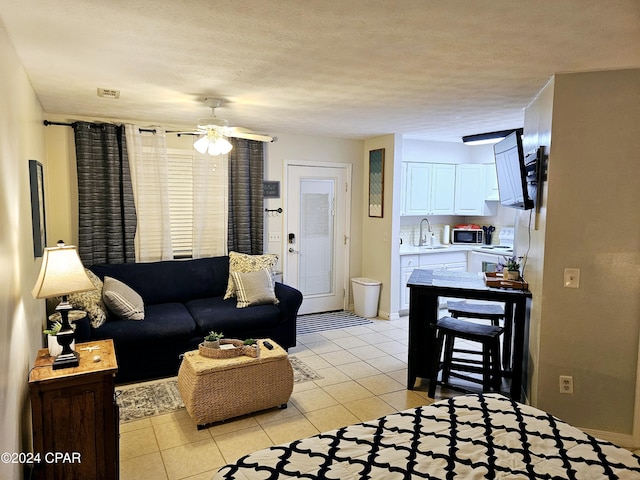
401;163;455;216
401;162;498;216
484;163;499;201
454;164;486;215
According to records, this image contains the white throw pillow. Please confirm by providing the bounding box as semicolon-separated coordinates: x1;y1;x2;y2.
224;251;278;300
102;276;145;320
231;269;279;308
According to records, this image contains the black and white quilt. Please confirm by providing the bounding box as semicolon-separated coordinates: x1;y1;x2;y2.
214;393;640;479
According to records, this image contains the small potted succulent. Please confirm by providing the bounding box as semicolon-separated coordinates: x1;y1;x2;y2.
243;338;259;358
203;331;224;349
501;255;522;281
43;321;65;357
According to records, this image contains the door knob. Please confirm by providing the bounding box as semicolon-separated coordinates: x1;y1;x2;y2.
288;247;298;254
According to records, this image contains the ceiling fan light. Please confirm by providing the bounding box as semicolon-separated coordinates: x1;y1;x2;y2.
207;137;232;156
193;135;210;154
218;138;233;155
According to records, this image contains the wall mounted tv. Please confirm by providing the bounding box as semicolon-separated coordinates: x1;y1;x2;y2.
493;130;535;210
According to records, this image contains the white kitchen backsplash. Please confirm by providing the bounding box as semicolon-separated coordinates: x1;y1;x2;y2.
400;224;446;246
400;223;512;246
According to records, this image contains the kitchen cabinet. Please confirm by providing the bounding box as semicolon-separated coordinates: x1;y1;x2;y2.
484;163;499;200
454;164;499;216
399;250;468;312
401;163;455;216
454;164;486;215
430;164;456;214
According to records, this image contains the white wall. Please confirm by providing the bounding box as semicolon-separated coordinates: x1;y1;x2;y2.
264;133;365;295
0;22;48;480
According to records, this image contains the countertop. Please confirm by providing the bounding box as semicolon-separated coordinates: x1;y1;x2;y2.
399;244;513;256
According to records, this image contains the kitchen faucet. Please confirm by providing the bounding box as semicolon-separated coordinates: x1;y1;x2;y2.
419;218;432;246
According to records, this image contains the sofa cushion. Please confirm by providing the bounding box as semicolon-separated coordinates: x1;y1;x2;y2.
232;269;279;308
68;269;108;328
103;276;145;320
90;256;229;305
91;303;197;346
186;297;283;337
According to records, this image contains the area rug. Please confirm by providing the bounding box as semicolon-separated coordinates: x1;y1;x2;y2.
297;310;373;335
116;355;321;423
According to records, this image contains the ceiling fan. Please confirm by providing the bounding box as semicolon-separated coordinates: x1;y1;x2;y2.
183;98;273;156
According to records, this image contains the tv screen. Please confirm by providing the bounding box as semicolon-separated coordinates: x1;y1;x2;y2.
493;131;534;210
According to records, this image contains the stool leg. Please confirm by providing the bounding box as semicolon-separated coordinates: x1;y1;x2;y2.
482;343;492;392
491;338;502;391
428;330;445;398
442;334;455;384
503;306;513;370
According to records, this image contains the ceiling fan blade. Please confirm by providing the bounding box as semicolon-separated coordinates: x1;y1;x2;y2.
171;130;202;135
225;127;274;142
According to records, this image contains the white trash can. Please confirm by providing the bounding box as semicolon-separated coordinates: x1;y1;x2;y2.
351;277;381;318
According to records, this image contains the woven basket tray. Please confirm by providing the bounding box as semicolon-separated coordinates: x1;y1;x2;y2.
199;339;245;359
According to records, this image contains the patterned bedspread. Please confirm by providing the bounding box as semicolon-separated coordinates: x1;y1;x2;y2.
214;393;640;479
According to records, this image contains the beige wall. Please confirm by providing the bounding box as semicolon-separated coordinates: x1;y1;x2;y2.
0;23;48;479
528;70;640;442
362;135;398;319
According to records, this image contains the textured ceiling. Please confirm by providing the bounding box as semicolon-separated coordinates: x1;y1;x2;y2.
1;0;639;142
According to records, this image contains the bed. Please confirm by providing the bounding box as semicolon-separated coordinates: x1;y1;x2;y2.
214;393;640;479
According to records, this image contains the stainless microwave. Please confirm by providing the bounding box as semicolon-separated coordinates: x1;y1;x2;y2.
451;228;483;245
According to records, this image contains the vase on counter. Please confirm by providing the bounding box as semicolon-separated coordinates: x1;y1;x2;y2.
503;270;520;281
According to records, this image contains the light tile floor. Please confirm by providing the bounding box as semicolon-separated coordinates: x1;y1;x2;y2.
117;315;640;479
118;315;450;479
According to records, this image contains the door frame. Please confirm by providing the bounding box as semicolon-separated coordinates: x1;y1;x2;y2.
282;160;352;312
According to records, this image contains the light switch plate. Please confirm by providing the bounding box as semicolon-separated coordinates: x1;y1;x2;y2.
268;233;281;242
564;268;580;288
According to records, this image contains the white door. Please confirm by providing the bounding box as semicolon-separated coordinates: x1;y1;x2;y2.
285;164;350;315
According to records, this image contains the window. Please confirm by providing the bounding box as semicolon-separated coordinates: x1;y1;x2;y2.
167;153;194;258
166;150;228;259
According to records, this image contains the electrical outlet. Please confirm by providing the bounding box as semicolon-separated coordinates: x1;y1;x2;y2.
268;233;281;242
564;268;580;288
559;375;573;394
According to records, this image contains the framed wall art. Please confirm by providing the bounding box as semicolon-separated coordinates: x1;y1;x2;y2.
368;148;385;217
29;160;47;257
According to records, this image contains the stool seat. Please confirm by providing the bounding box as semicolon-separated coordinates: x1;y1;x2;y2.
436;315;503;339
447;301;505;324
428;316;503;398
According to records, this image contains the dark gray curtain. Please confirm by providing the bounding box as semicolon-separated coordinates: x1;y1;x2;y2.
227;138;264;254
74;121;136;265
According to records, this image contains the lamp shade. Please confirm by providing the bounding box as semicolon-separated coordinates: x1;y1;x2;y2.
31;242;95;299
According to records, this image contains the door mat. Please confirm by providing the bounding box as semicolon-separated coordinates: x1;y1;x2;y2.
297;310;373;335
116;355;321;423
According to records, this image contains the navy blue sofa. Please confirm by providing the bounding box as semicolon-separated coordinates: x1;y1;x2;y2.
86;256;302;383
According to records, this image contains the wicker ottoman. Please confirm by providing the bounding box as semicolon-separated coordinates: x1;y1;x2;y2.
177;339;293;428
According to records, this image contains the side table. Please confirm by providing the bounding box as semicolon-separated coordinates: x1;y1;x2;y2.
29;339;119;480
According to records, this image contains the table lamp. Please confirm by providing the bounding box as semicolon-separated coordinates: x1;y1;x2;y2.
31;241;96;369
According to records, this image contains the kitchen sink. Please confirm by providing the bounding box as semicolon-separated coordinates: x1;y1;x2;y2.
418;245;448;250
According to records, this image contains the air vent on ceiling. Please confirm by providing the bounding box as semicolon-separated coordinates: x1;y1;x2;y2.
97;88;120;99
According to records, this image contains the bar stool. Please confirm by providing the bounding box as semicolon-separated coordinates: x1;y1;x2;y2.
447;300;511;370
428;316;503;398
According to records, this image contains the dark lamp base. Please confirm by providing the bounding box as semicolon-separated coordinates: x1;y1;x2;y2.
52;328;78;369
52;351;80;369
